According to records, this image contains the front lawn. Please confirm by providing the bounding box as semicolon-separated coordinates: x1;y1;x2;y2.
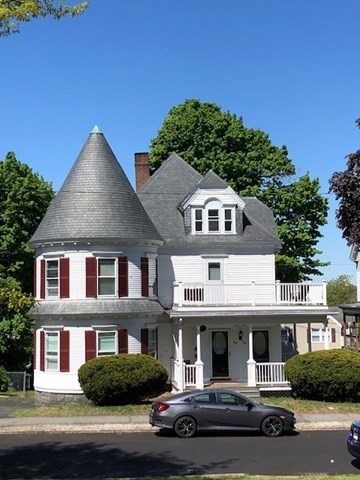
10;393;360;417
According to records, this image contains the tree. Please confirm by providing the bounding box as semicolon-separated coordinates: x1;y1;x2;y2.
150;99;329;281
0;152;54;292
326;275;357;306
0;0;88;36
0;277;34;370
329;118;360;245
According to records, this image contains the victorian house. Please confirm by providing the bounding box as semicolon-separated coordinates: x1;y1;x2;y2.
29;127;336;403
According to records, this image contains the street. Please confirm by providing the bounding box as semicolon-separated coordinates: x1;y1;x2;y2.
0;430;359;479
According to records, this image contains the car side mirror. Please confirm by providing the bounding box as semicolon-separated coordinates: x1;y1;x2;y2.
246;402;253;410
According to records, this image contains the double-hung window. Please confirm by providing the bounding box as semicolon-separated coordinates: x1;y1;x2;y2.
46;260;59;297
208;209;219;232
148;328;158;358
46;332;59;370
311;328;330;343
98;259;116;296
97;331;116;356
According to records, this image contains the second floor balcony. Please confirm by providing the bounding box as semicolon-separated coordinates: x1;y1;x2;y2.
173;281;327;307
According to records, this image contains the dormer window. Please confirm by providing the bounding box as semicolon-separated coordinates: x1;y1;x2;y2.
192;201;236;234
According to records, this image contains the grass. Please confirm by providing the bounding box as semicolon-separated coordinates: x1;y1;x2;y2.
7;392;360;417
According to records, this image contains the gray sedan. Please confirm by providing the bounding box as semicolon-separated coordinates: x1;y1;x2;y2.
149;389;296;438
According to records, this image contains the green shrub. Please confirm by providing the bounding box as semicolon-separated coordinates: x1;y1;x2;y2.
284;349;360;402
78;354;169;406
0;366;9;392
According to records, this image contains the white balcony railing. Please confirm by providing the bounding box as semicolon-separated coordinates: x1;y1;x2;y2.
173;281;327;307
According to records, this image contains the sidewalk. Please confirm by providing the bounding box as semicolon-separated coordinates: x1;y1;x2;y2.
0;412;356;434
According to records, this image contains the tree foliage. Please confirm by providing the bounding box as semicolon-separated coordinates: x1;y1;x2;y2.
0;152;54;292
326;275;357;306
150;99;328;281
329;118;360;245
0;277;35;370
0;0;88;36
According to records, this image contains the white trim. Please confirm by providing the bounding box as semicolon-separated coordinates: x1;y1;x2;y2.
42;253;65;258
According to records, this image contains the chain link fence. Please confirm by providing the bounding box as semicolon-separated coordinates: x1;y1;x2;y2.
6;372;32;394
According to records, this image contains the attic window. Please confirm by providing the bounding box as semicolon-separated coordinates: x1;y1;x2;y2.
192;203;236;234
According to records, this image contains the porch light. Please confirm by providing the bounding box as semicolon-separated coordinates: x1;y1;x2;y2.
200;325;207;332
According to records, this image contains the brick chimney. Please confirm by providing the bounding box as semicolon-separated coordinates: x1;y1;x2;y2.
135;152;150;191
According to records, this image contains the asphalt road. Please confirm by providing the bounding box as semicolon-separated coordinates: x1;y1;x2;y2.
0;430;359;479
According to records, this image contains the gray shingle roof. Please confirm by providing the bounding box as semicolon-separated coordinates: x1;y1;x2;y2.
197;170;228;189
30;128;162;246
138;153;281;250
29;299;165;317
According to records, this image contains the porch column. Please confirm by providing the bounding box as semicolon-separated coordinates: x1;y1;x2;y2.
324;316;330;350
195;325;204;389
178;318;184;392
247;325;256;387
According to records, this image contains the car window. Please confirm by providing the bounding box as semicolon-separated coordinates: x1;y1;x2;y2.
218;392;248;406
193;392;217;404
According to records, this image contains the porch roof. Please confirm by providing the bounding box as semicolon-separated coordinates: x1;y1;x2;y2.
169;305;338;320
30;299;165;317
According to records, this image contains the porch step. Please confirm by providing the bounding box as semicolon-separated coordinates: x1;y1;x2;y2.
207;382;261;400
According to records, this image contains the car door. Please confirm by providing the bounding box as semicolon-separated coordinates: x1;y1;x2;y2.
187;392;221;427
217;392;255;429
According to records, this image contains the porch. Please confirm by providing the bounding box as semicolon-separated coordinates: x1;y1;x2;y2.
173;281;327;307
171;359;290;392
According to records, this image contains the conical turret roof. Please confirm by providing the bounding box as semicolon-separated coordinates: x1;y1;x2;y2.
29;127;163;246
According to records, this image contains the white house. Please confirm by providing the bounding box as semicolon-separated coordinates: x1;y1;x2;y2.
29;127;337;404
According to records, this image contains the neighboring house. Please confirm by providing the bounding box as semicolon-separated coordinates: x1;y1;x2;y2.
338;245;360;351
29;127;337;404
281;313;343;361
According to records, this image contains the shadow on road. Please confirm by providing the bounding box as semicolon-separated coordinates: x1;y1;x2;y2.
0;438;235;479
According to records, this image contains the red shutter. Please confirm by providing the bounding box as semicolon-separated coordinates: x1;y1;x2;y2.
85;330;96;361
33;260;37;298
33;330;37;370
60;258;70;299
60;330;70;372
40;330;45;371
141;257;149;297
118;329;128;353
86;257;97;298
141;328;149;355
331;328;336;343
118;256;128;297
40;260;45;299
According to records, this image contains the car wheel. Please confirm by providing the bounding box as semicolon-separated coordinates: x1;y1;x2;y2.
174;416;197;438
261;415;284;437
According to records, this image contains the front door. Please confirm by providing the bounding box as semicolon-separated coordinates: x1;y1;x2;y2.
253;330;269;362
212;330;229;378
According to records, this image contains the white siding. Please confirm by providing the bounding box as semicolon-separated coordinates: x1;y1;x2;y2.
226;255;275;283
157;324;172;372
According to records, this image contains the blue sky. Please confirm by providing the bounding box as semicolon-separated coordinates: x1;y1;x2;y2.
1;0;359;282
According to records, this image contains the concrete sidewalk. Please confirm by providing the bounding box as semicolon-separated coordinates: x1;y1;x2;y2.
0;412;356;434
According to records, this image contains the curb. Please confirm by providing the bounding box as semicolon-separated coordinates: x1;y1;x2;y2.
0;421;352;435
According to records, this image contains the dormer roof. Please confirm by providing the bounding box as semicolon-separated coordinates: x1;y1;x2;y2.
29;127;163;247
197;170;228;190
138;152;281;250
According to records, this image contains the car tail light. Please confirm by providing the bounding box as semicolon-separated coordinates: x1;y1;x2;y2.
153;402;170;412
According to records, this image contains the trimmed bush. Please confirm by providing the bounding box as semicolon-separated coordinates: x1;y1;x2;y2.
78;354;168;406
284;349;360;402
0;366;9;392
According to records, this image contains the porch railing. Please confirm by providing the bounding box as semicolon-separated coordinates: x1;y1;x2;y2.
171;359;197;389
256;362;288;385
173;281;327;307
